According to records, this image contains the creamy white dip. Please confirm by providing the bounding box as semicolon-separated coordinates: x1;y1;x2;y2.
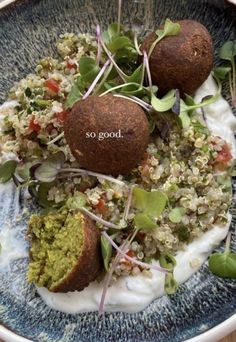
0;184;28;271
37;74;236;314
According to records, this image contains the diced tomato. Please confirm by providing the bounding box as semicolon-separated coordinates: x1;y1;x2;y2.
45;79;60;93
215;143;232;164
67;61;77;70
126;250;135;258
29;116;41;133
120;250;136;267
54;110;69;123
94;199;108;216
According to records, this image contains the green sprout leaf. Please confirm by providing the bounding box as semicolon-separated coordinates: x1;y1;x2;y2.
155;19;181;40
179;81;221;128
0;160;17;183
125;64;143;84
34;152;65;183
168;207;186;223
65;78;83;109
209;233;236;279
214;66;231;80
151;90;176;112
66;192;87;210
103;22;124;42
101;235;112;272
209;252;236;279
148;19;181;58
16;161;38;181
219;41;236;62
37;182;57;208
133;187;168;219
79;57;100;84
159;253;179;295
218;40;236;108
164;273;179;295
134;213;158;231
107;36;133;53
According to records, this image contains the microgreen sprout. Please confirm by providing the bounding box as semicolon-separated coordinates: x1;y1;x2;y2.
99;35;127;82
102;231;168;273
83;59;111;99
59;168;126;186
96;24;102;64
217;40;236;107
148;19;181;58
113;93;151;111
0;160;17;183
143;51;152;88
208;232;236;279
159;253;179;294
117;0;122;35
134;34;143;56
99;236;131;315
47;131;65;145
80;207;122;230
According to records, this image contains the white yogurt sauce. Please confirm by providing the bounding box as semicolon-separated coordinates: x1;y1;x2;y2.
0;183;28;272
37;74;236;313
0;101;19;163
0;222;28;272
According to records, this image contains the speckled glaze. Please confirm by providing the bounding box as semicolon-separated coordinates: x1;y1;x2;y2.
0;1;236;341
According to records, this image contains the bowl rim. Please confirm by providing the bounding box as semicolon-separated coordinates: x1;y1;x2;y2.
0;314;236;342
0;0;16;10
0;0;235;341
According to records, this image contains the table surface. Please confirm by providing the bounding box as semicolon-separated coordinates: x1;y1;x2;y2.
0;330;235;342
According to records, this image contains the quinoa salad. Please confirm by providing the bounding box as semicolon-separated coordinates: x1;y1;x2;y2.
0;9;236;314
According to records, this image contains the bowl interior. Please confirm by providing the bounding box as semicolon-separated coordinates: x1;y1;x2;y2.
0;1;236;342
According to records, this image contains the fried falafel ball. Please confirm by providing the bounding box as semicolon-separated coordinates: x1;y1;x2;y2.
64;94;150;176
27;210;102;293
140;20;214;95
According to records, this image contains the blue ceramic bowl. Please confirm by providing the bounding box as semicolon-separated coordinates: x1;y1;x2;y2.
0;1;235;341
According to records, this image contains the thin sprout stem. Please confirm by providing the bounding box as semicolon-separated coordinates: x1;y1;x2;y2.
59;168;126;186
81;207;121;230
96;24;102;64
231;60;236;98
231;60;236;107
140;61;146;86
93;62;114;95
130;95;152;109
100;38;127;81
83;59;111;99
102;231;168;273
113;94;151;111
47;132;65;145
143;51;152;88
123;185;135;220
99;82;141;97
134;34;143;56
98;254;120;315
117;0;122;35
99;236;131;315
229;72;234;100
148;36;161;58
225;231;232;254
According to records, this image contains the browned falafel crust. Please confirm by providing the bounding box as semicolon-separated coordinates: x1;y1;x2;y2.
140;20;213;95
64;94;150;176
